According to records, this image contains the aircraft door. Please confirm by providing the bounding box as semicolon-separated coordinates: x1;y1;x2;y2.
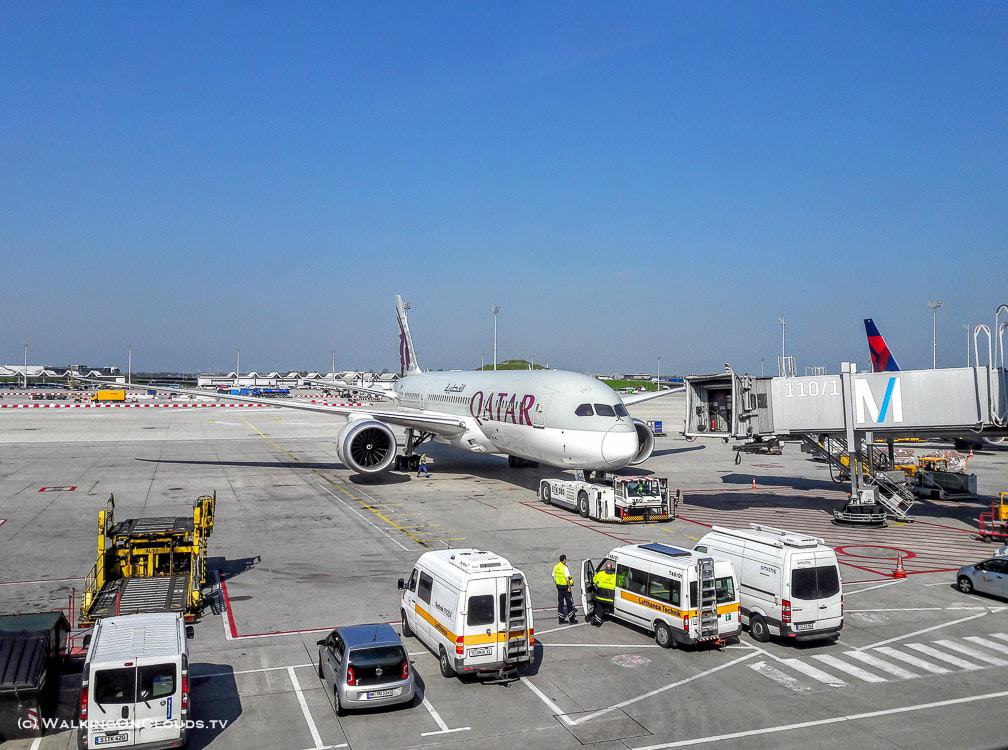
581;560;596;618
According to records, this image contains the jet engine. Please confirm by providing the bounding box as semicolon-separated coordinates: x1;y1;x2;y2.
628;418;656;465
336;419;398;474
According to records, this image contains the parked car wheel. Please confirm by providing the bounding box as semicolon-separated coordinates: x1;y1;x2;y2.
541;483;552;504
578;491;590;518
334;686;346;716
958;575;975;594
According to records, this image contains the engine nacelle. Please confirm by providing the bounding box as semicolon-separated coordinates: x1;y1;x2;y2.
628;418;656;465
336;419;397;474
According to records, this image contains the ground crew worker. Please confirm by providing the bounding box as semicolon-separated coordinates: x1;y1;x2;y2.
552;555;576;624
417;453;431;478
591;559;616;626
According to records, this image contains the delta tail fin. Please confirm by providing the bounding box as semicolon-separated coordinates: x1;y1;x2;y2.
864;318;901;372
396;295;422;375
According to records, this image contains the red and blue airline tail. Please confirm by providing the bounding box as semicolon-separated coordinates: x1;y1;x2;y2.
864;319;901;372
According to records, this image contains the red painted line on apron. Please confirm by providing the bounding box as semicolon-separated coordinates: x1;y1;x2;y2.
218;576;240;639
519;502;635;544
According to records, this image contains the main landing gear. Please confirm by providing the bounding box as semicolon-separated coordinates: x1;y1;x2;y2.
393;428;436;471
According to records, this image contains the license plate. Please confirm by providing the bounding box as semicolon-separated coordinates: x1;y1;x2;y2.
467;646;493;657
95;734;129;745
365;689;395;699
794;622;814;631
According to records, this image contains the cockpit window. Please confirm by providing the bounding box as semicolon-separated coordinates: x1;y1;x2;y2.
575;403;594;417
594;404;616;417
614;404;629;418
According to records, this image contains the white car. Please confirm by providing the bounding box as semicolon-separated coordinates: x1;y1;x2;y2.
957;557;1008;599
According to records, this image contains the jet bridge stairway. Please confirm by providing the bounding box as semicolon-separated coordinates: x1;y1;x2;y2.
800;434;916;523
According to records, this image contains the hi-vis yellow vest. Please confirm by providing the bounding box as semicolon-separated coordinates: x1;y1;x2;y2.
552;562;570;586
593;569;616;602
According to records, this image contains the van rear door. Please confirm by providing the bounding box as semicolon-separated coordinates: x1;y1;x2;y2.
788;553;842;632
134;658;182;747
813;551;843;628
461;578;501;668
87;666;136;748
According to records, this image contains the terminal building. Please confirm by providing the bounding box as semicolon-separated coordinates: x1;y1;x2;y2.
0;364;123;387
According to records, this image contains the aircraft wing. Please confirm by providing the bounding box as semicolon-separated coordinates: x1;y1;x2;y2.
71;377;467;435
622;386;684;406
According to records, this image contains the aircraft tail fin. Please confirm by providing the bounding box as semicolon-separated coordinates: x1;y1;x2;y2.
396;295;422;375
864;318;901;372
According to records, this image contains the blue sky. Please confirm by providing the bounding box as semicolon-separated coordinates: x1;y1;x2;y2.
1;2;1005;374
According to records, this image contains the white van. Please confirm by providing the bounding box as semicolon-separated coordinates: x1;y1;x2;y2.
581;543;741;648
78;613;192;750
694;524;843;643
398;549;533;679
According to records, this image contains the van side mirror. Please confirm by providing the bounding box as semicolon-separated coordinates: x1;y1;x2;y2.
82;634;92;649
316;639;326;646
397;578;405;590
185;626;195;639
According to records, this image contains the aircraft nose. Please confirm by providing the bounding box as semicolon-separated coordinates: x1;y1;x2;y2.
601;425;638;467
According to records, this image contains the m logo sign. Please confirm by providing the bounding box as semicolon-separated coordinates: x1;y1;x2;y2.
854;376;902;425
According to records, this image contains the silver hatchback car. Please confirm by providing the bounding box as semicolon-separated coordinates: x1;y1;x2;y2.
317;623;415;715
957;557;1008;599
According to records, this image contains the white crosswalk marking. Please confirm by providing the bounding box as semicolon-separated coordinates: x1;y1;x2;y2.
964;636;1008;656
812;654;887;683
905;643;982;670
989;633;1008;644
933;639;1008;667
844;650;918;679
779;658;847;687
874;647;951;674
749;661;811;693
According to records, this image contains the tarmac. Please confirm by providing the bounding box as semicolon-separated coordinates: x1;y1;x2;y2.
2;392;1008;750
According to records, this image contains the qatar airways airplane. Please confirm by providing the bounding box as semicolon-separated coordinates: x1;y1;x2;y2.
95;296;679;478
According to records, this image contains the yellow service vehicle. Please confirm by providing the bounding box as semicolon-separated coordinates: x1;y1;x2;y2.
90;389;126;402
78;493;215;627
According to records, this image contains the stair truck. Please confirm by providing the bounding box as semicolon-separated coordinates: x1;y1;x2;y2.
539;474;677;523
78;493;215;627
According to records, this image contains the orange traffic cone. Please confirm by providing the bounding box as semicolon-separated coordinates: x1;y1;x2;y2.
751;477;757;490
892;553;908;579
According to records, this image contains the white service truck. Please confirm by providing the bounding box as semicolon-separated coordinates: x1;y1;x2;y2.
539;474;677;523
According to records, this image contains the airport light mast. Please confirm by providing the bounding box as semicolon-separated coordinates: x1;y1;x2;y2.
128;346;132;384
23;342;28;389
657;355;661;391
927;300;943;369
492;305;500;371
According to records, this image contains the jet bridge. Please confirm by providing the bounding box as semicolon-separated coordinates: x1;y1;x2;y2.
684;362;1008;524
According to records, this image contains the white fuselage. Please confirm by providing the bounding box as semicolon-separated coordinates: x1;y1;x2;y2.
391;370;640;471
